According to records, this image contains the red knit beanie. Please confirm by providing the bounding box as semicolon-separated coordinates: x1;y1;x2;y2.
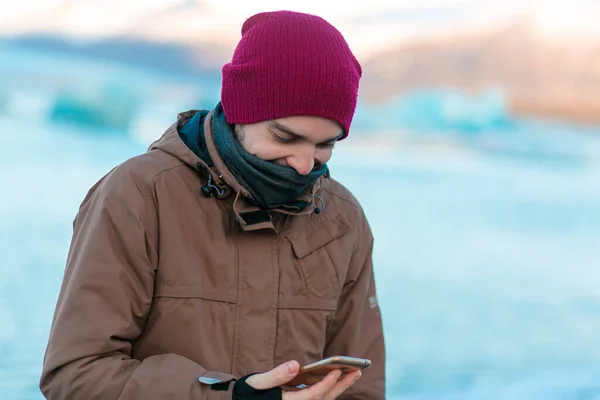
221;10;362;139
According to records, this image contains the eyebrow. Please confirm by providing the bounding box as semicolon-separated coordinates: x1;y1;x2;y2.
269;121;345;143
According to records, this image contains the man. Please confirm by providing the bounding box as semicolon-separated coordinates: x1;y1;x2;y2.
40;10;385;400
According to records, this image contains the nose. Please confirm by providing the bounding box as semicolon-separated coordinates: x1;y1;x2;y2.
286;151;315;176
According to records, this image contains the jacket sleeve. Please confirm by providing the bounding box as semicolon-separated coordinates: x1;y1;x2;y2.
40;164;235;400
324;211;386;399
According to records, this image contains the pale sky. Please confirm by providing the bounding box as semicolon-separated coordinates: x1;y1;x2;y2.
1;0;599;57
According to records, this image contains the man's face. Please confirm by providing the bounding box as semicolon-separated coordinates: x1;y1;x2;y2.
235;116;344;176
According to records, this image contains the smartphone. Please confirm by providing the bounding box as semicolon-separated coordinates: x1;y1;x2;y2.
285;356;371;388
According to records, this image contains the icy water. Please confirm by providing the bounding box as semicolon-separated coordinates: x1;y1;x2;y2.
2;44;600;399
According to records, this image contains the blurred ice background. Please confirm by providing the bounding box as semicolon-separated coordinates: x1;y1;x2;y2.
1;1;600;399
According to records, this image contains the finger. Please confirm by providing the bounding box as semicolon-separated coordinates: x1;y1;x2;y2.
325;370;362;400
284;369;343;399
245;361;300;390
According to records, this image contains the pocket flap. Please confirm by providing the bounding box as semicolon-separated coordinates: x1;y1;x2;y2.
287;215;351;259
154;286;237;304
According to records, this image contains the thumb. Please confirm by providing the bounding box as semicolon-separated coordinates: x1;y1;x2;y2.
245;361;300;390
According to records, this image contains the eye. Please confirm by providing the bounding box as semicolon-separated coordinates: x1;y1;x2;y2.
270;131;295;143
317;142;336;150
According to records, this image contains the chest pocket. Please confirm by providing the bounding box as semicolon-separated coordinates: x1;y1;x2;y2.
280;214;351;310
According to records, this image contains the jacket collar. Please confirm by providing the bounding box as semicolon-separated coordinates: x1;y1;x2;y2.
150;110;328;231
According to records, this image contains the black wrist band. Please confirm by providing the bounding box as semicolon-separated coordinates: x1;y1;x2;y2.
232;374;283;400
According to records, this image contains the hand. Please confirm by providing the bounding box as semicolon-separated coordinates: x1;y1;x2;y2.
245;360;362;400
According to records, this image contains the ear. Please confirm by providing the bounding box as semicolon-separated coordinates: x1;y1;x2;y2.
234;124;246;141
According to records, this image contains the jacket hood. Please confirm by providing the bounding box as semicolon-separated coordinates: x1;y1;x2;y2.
148;110;329;230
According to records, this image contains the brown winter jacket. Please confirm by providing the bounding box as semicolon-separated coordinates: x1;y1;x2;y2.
40;110;386;399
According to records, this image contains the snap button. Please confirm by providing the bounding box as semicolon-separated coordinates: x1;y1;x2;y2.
198;376;223;385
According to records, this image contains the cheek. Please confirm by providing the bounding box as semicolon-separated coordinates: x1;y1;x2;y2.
239;135;264;156
315;149;334;165
243;138;284;160
255;144;285;160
